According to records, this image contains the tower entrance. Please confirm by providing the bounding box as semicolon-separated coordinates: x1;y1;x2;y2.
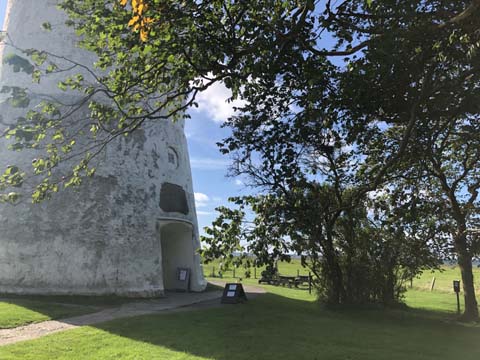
159;221;195;291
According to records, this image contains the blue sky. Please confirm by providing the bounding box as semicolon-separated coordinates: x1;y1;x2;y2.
184;89;248;232
0;1;243;233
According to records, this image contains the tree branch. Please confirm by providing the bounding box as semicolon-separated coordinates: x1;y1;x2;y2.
439;0;480;28
306;39;371;57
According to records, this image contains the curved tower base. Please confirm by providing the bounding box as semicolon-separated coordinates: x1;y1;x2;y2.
0;0;207;297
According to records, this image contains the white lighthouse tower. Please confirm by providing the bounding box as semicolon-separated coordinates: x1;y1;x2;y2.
0;0;207;296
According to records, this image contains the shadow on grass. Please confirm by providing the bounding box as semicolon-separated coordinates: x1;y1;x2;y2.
1;288;480;359
0;294;141;329
81;293;480;360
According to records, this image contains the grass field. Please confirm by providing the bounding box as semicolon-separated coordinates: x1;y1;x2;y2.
412;265;480;293
0;263;478;359
203;258;480;293
203;258;312;279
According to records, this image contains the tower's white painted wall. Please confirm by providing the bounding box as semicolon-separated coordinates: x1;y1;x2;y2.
0;0;207;296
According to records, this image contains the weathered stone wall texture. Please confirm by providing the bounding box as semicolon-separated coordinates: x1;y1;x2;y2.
0;0;206;296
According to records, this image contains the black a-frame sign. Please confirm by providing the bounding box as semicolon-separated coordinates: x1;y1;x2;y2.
221;283;248;304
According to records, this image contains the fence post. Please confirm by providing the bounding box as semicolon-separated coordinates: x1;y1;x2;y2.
233;267;236;278
309;272;312;295
430;277;436;291
254;267;257;279
297;269;300;277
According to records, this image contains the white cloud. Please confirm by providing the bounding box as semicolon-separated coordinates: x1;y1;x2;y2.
194;192;209;202
212;196;223;202
234;179;243;186
190;157;230;170
194;192;210;208
197;211;214;216
193;81;245;123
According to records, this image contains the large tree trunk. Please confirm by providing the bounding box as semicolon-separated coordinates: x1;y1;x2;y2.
382;260;396;306
455;231;479;321
441;180;479;321
324;231;345;304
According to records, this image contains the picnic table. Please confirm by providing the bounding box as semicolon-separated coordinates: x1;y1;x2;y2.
295;275;311;287
258;266;312;290
278;275;312;288
258;266;280;285
278;275;296;288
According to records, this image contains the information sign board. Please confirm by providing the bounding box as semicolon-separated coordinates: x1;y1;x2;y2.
221;283;248;304
175;267;190;292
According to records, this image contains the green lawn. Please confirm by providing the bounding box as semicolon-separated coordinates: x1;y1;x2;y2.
0;299;98;329
0;263;478;359
0;291;478;359
0;276;479;359
1;262;471;331
0;295;134;329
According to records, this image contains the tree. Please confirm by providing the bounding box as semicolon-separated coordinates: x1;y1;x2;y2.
332;0;480;319
203;139;443;305
405;118;480;319
202;184;444;305
212;0;479;316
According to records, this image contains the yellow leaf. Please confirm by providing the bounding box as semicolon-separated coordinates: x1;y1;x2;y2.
138;3;148;15
119;0;128;6
128;15;140;27
140;29;148;42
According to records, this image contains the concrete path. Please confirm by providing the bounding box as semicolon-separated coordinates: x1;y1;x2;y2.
0;282;266;346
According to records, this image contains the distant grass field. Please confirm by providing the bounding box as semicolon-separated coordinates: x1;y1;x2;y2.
412;265;480;293
203;258;480;294
203;257;312;279
203;258;480;314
